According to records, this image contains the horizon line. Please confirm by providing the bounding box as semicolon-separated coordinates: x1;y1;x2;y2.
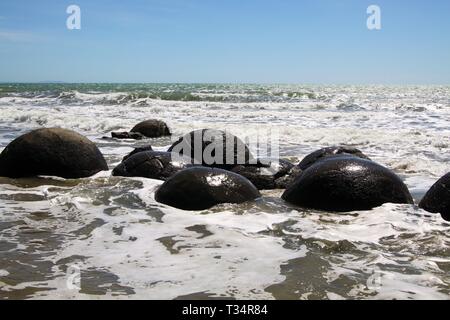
0;81;449;87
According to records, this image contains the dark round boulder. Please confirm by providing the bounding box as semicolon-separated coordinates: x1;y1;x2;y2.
122;145;153;161
282;156;413;212
298;146;371;171
130;120;171;138
0;128;108;179
419;173;450;221
167;129;253;170
155;167;261;210
113;151;195;180
231;159;294;190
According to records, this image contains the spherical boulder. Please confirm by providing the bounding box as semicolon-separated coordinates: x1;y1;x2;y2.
113;151;195;180
0;128;108;179
419;173;450;221
282;156;413;212
130;119;171;138
167;129;253;170
155;167;261;210
298;146;371;171
231;159;294;190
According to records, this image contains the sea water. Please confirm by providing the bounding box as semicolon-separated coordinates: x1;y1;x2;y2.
0;83;449;299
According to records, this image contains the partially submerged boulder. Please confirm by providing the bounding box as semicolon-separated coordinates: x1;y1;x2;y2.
298;146;371;171
282;156;413;212
113;151;195;180
130;119;171;138
155;167;261;210
419;173;450;221
0;128;108;179
111;119;171;140
167;129;253;170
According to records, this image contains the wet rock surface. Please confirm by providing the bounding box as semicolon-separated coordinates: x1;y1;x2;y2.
113;151;195;181
282;156;414;212
167;129;254;170
0;128;108;179
155;167;261;210
419;172;450;221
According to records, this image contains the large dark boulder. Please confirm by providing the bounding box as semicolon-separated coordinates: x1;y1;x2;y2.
130;119;171;138
0;128;108;179
112;151;195;181
282;156;413;212
419;173;450;221
155;167;261;210
298;146;371;171
167;129;253;170
231;159;294;190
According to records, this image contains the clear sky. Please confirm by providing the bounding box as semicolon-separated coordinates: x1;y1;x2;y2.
0;0;449;84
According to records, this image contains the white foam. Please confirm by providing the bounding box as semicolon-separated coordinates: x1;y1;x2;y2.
1;84;449;300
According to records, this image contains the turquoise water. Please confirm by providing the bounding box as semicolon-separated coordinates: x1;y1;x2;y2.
0;83;318;102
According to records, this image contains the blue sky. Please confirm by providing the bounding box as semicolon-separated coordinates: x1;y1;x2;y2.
0;0;449;84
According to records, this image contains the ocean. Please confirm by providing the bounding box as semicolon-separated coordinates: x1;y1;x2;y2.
0;83;449;299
